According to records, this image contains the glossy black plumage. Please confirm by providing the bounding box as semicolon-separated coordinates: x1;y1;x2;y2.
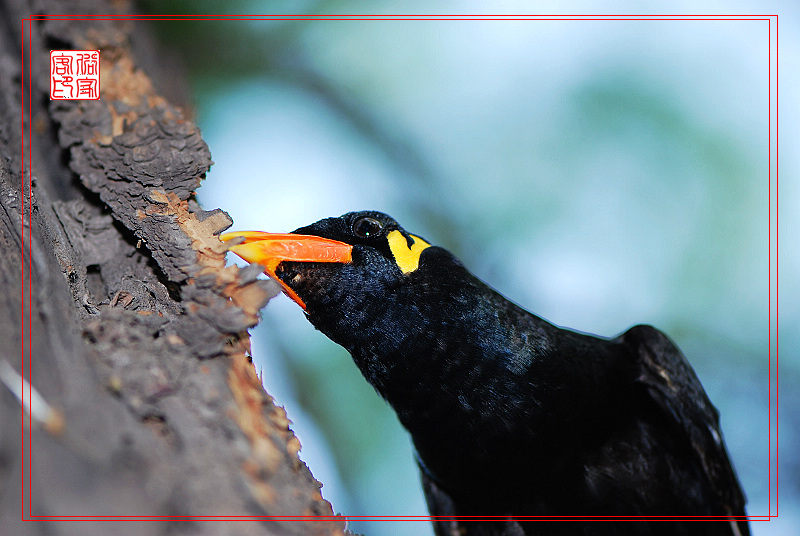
271;211;749;536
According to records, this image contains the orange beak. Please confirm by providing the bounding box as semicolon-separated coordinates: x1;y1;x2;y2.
220;231;353;310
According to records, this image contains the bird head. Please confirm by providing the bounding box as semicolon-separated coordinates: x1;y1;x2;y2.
220;210;438;335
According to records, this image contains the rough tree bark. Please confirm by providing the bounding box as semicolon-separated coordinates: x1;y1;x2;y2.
0;1;346;535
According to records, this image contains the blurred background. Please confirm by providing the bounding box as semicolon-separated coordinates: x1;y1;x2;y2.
140;2;796;535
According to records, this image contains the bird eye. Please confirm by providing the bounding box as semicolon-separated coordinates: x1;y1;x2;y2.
352;216;384;239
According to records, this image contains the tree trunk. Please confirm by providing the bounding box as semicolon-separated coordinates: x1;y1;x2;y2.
0;1;346;534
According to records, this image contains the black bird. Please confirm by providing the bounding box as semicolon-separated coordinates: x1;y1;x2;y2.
222;211;749;536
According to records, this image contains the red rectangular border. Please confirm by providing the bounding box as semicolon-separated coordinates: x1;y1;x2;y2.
19;13;779;525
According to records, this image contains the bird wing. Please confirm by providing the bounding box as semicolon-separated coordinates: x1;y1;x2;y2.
619;324;749;536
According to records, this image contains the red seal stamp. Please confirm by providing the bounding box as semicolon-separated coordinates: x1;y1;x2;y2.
50;50;100;100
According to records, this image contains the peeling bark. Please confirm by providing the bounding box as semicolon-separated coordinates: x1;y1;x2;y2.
0;1;345;534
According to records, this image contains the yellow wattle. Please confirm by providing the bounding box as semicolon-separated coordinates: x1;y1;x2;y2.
387;230;431;274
